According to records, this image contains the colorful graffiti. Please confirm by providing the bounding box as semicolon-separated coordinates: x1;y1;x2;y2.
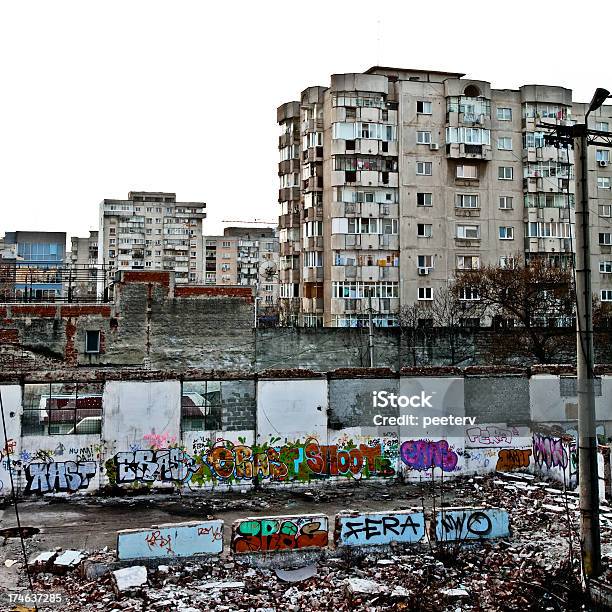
496;449;532;472
117;520;224;560
335;511;425;546
232;514;329;554
25;461;97;493
110;449;198;485
532;434;571;469
435;508;510;541
400;439;459;472
466;427;518;446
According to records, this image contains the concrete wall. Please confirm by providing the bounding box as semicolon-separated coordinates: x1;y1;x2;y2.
1;372;611;498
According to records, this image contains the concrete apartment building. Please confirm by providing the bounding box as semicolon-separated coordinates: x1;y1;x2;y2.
1;231;67;300
69;230;99;299
204;227;279;310
98;191;206;286
277;66;612;327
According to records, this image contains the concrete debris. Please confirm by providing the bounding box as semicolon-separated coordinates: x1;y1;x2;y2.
112;565;148;593
7;474;612;610
275;564;317;582
54;550;85;571
4;559;18;567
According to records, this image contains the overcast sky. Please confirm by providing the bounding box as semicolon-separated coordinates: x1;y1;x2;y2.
0;1;609;241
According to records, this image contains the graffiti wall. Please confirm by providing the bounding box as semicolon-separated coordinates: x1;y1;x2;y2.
0;385;21;497
231;514;329;554
435;507;510;542
117;520;224;560
335;510;425;547
531;432;577;488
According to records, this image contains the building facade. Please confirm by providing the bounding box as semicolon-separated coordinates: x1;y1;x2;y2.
98;191;206;285
69;230;100;300
203;227;279;313
1;231;67;300
277;66;612;327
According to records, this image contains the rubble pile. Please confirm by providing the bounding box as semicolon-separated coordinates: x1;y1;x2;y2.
11;473;612;610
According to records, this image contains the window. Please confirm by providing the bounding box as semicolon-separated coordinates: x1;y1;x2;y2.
498;166;513;180
597;150;610;163
417;223;433;238
499;226;514;240
417;255;433;269
600;261;612;274
596;122;609;132
456;164;478;179
181;380;228;431
497;137;512;150
456;225;480;239
499;196;513;210
598;177;611;189
304;251;323;267
418;287;433;300
22;382;103;436
456;194;479;208
497;107;512;121
85;330;101;354
417;100;432;114
602;290;612;302
457;255;480;270
417;192;433;207
459;287;480;301
600;233;612;246
499;256;516;269
600;204;612;218
417;131;432;144
416;161;432;175
445;127;490;145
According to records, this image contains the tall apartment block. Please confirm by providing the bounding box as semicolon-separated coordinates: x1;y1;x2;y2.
204;227;279;310
98;191;206;286
277;66;612;327
69;230;99;299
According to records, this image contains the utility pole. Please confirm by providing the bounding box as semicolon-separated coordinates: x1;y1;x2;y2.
368;289;374;368
542;87;610;579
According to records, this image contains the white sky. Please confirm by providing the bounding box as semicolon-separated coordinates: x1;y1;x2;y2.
0;0;609;241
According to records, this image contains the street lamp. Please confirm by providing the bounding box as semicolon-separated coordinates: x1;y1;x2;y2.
586;88;610;118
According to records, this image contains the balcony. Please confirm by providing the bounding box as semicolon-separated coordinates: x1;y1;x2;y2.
446;143;491;160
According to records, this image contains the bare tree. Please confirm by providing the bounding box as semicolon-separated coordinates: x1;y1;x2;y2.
397;301;434;367
452;256;575;363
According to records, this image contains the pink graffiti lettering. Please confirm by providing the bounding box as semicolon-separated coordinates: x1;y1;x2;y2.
400;440;459;472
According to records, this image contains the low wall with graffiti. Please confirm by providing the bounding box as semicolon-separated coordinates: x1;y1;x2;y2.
117;520;224;560
1;375;611;498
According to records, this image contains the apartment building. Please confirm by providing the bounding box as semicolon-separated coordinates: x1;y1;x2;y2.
69;230;99;299
204;227;279;310
98;191;206;285
277;66;612;327
1;231;67;301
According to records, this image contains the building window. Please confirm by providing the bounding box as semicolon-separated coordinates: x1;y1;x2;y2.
498;166;513;180
457;255;480;270
596;122;609;132
417;131;432;144
417;255;433;271
598;177;611;189
499;255;516;269
181;381;223;431
599;204;612;218
417;192;433;207
22;382;103;436
602;290;612;302
459;287;480;301
456;225;480;240
85;330;101;354
499;226;514;240
417;100;432;114
597;150;610;163
417;223;432;238
456;194;479;208
416;161;432;175
456;164;478;179
418;287;433;300
600;233;612;246
499;196;513;209
600;261;612;274
496;107;512;121
497;137;512;150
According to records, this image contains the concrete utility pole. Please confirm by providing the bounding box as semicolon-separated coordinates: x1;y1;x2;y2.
542;88;610;579
367;290;374;368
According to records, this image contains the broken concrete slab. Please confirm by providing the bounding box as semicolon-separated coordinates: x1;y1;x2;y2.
346;577;387;596
274;564;317;582
54;550;85;571
112;565;148;594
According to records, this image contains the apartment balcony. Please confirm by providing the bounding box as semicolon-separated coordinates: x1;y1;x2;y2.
523;146;570;164
302;118;324;132
331;170;398;188
303;176;323;192
454;237;481;248
302;297;324;314
279;212;301;229
302;267;323;283
279;187;301;202
523;176;573;193
524;237;573;254
304;205;323;222
280;241;300;256
305;236;323;249
304;147;324;162
280;268;300;284
279;158;301;175
278;131;300;148
331;265;399;282
446;143;492;161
